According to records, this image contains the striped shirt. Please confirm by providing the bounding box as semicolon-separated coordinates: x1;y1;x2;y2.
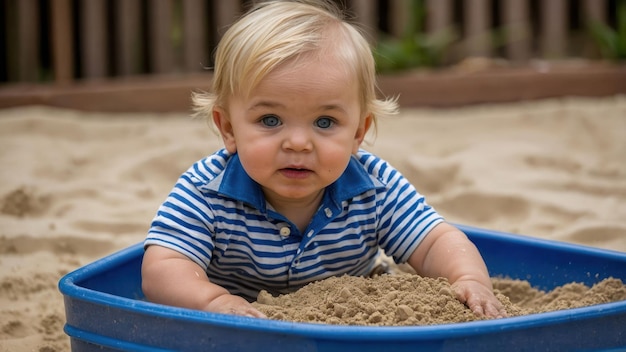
145;148;444;301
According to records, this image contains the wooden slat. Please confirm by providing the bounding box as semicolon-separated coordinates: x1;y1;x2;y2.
464;0;492;57
426;0;453;35
183;0;208;72
582;0;606;23
378;64;626;107
350;0;378;43
540;0;568;58
115;0;142;76
389;0;410;38
3;1;15;82
3;65;625;111
50;0;74;83
149;0;175;74
16;0;39;82
214;1;241;39
81;0;108;78
502;0;531;62
581;0;607;58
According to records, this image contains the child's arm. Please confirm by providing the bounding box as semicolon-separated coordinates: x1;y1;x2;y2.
141;245;266;318
408;222;507;318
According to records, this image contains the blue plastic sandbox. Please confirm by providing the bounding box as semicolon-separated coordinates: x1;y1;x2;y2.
59;225;626;351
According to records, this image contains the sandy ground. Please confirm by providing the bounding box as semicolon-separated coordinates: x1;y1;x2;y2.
0;96;625;351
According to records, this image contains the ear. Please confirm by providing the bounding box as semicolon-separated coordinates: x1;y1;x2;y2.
352;114;373;153
212;106;237;153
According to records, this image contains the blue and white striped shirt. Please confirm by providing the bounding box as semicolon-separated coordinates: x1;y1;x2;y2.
145;148;444;301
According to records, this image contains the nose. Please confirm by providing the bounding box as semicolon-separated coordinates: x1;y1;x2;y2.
282;126;313;152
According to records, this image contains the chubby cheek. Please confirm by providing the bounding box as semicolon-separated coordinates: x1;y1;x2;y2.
320;148;353;176
236;144;276;179
236;136;276;157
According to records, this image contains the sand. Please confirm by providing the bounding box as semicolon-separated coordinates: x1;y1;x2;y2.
253;275;626;326
1;96;625;350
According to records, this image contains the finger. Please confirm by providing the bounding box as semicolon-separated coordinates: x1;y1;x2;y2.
495;304;508;318
466;299;485;317
483;302;504;318
245;307;267;319
480;298;509;319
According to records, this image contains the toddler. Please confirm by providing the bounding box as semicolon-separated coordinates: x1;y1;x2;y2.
142;0;506;319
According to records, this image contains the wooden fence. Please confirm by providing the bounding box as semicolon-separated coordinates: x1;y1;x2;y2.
0;0;617;84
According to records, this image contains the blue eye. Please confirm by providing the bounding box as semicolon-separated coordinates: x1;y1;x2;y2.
315;117;334;129
261;115;281;127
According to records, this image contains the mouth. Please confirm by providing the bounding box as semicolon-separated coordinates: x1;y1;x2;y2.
279;167;313;179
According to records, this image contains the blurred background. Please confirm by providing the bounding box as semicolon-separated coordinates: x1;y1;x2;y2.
1;0;624;85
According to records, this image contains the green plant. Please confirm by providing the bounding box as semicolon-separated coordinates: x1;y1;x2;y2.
374;0;457;73
588;0;626;61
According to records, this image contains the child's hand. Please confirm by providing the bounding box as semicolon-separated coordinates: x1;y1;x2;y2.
204;293;267;318
408;222;508;319
451;279;507;318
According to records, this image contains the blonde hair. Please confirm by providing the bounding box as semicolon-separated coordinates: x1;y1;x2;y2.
192;0;398;128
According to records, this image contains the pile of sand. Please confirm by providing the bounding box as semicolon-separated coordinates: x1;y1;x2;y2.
254;274;626;326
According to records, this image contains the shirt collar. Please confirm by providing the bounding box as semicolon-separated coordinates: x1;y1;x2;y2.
205;153;382;212
204;153;267;211
327;155;384;204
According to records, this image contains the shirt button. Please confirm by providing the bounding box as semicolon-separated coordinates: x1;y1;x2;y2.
324;207;332;217
280;227;291;237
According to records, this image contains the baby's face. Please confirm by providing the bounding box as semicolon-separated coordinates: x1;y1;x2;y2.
218;56;370;207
